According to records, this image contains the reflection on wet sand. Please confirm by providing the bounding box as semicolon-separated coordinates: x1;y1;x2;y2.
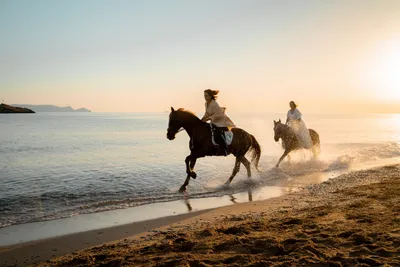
183;189;254;212
184;198;192;212
178;158;400;214
230;189;253;204
179;167;347;213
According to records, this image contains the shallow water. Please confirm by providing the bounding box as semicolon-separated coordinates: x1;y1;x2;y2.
1;112;399;228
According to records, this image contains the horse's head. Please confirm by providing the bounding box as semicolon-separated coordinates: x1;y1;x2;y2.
167;107;201;140
273;119;283;142
167;107;183;140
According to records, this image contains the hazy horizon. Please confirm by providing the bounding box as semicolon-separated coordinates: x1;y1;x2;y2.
1;0;400;114
3;103;399;115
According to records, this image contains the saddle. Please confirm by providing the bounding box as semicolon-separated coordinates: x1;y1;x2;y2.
210;124;233;146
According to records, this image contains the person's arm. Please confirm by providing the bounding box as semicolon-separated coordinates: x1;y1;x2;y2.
201;103;210;122
294;109;302;121
286;110;290;124
201;111;210;122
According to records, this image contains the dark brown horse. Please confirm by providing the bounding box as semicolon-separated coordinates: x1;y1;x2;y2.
273;119;320;167
167;107;261;192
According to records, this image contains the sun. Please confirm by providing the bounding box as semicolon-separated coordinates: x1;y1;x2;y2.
362;38;400;101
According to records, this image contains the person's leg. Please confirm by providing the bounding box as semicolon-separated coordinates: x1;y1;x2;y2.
216;127;228;156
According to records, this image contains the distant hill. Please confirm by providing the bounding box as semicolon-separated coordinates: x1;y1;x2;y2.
12;105;91;112
0;103;35;113
75;107;91;112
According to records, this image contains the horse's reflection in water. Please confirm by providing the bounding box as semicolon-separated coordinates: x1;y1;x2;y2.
248;189;253;202
184;198;192;212
231;189;253;202
182;189;254;212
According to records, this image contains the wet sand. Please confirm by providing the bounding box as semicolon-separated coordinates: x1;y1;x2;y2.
2;164;400;266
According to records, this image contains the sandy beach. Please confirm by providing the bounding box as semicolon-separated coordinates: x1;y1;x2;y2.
1;164;399;267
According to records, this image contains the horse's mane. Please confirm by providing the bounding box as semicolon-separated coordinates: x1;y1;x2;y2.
175;108;201;121
278;122;289;129
177;108;195;115
275;121;292;132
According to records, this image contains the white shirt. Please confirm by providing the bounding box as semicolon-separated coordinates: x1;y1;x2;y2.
287;108;302;121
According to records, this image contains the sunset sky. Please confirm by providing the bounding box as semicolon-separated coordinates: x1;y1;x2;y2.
1;0;399;113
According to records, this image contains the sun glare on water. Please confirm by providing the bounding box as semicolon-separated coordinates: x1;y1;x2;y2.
363;38;400;101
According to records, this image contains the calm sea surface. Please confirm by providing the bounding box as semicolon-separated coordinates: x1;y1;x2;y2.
1;112;399;227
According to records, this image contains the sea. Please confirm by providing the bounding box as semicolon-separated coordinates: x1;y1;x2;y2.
1;112;399;230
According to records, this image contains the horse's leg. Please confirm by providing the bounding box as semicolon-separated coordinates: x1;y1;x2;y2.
185;155;197;178
181;154;195;192
225;157;241;185
276;149;290;168
179;174;191;193
240;156;252;179
185;155;191;174
189;158;197;179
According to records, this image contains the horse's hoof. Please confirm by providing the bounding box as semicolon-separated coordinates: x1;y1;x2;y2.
190;172;197;179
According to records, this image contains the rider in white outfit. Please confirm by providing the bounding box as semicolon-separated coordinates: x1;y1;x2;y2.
286;101;313;149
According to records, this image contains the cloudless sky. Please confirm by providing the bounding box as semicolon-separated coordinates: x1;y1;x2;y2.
1;0;400;113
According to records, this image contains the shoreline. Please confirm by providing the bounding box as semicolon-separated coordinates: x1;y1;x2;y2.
1;163;399;266
1;156;398;248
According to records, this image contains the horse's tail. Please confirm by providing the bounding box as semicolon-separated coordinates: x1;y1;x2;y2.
309;129;320;145
249;134;261;172
309;129;321;157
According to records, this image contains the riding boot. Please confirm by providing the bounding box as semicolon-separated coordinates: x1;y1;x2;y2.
220;143;228;156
